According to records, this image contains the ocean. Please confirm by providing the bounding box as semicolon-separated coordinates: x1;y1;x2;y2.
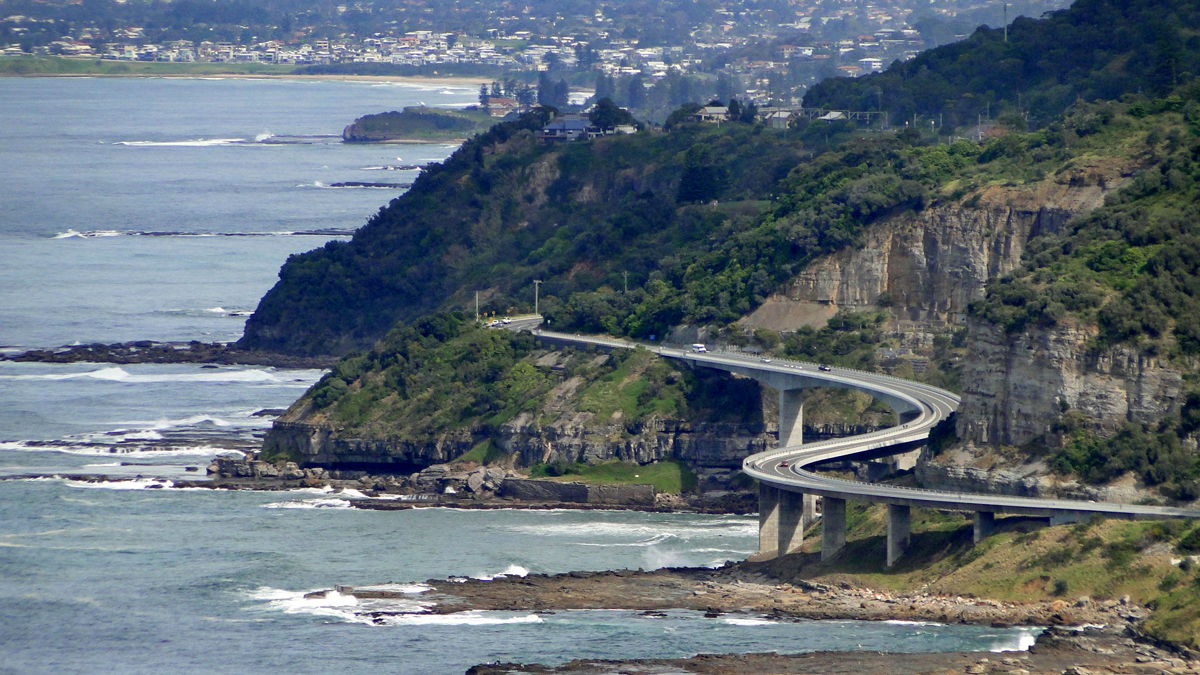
0;77;1037;674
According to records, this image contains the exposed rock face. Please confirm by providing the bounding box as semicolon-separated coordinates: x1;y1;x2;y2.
744;180;1118;334
262;417;774;472
261;410;886;473
956;320;1185;448
499;479;655;505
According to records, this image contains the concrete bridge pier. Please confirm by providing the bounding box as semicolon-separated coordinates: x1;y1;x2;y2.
777;490;806;555
758;485;809;557
803;493;820;528
821;497;846;560
778;389;804;448
973;512;996;543
758;483;779;557
886;504;911;568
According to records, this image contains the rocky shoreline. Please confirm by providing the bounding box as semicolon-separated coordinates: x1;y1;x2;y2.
2;340;336;369
309;566;1195;675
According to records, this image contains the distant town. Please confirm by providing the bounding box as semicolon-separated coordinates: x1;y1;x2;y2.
1;0;1070;112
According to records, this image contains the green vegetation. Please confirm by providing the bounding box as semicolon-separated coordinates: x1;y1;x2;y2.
1048;388;1200;496
243;99;1104;357
342;106;496;142
0;55;296;76
971;93;1200;358
529;458;697;494
451;439;511;467
807;0;1200;128
576;349;686;421
304;312;549;437
287;310;763;443
759;501;1200;649
780;311;887;370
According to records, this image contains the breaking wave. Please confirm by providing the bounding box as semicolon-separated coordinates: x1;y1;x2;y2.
53;228;354;239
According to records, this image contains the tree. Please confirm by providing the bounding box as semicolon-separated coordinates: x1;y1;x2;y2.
727;98;742;119
589;97;635;129
595;74;616;103
676;143;726;203
739;101;758;124
626;75;647;109
515;84;537;109
553;79;570;109
479;83;489;106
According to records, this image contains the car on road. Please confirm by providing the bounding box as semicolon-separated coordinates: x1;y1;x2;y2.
761;357;772;363
779;461;789;467
502;318;512;324
690;343;708;353
818;364;832;372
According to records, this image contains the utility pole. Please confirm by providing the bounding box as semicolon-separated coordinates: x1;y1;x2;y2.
1004;3;1008;43
475;291;479;323
533;280;542;316
622;271;629;294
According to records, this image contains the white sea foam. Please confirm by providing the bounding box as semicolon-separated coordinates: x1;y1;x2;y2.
247;587;433;623
0;366;301;385
722;617;776;626
0;441;236;457
114;138;246;147
989;628;1041;652
471;564;530;581
261;498;351;509
117;430;165;441
379;612;543;626
53;229;123;239
885;619;942;626
504;520;757;541
65;478;175;490
350;583;431;594
579;533;676;547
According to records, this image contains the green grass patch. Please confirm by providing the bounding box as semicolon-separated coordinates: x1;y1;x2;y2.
529;459;696;494
577;349;684;423
452;439;511;466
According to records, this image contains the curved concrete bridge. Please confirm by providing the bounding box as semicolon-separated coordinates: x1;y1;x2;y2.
529;327;1200;566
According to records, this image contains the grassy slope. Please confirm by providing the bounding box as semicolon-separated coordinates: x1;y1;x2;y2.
271;312;765;450
757;496;1200;648
529;459;698;494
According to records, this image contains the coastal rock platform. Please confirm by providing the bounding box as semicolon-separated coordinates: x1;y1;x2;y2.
321;567;1192;675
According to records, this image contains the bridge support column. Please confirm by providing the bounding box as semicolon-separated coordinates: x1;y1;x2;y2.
803;493;820;529
777;490;805;556
886;504;911;568
973;512;996;544
758;484;780;557
821;497;846;561
778;389;804;448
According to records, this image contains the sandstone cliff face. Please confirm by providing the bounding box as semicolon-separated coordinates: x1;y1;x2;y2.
955;320;1185;448
744;180;1116;335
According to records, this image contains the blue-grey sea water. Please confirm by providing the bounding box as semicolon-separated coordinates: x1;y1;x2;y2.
0;77;1038;675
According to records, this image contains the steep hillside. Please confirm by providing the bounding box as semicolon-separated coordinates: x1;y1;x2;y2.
922;96;1200;503
244;1;1200;509
239;110;808;356
807;0;1200;128
259;310;896;476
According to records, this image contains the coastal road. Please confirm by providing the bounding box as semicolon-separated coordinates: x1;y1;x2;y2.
529;327;1200;522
